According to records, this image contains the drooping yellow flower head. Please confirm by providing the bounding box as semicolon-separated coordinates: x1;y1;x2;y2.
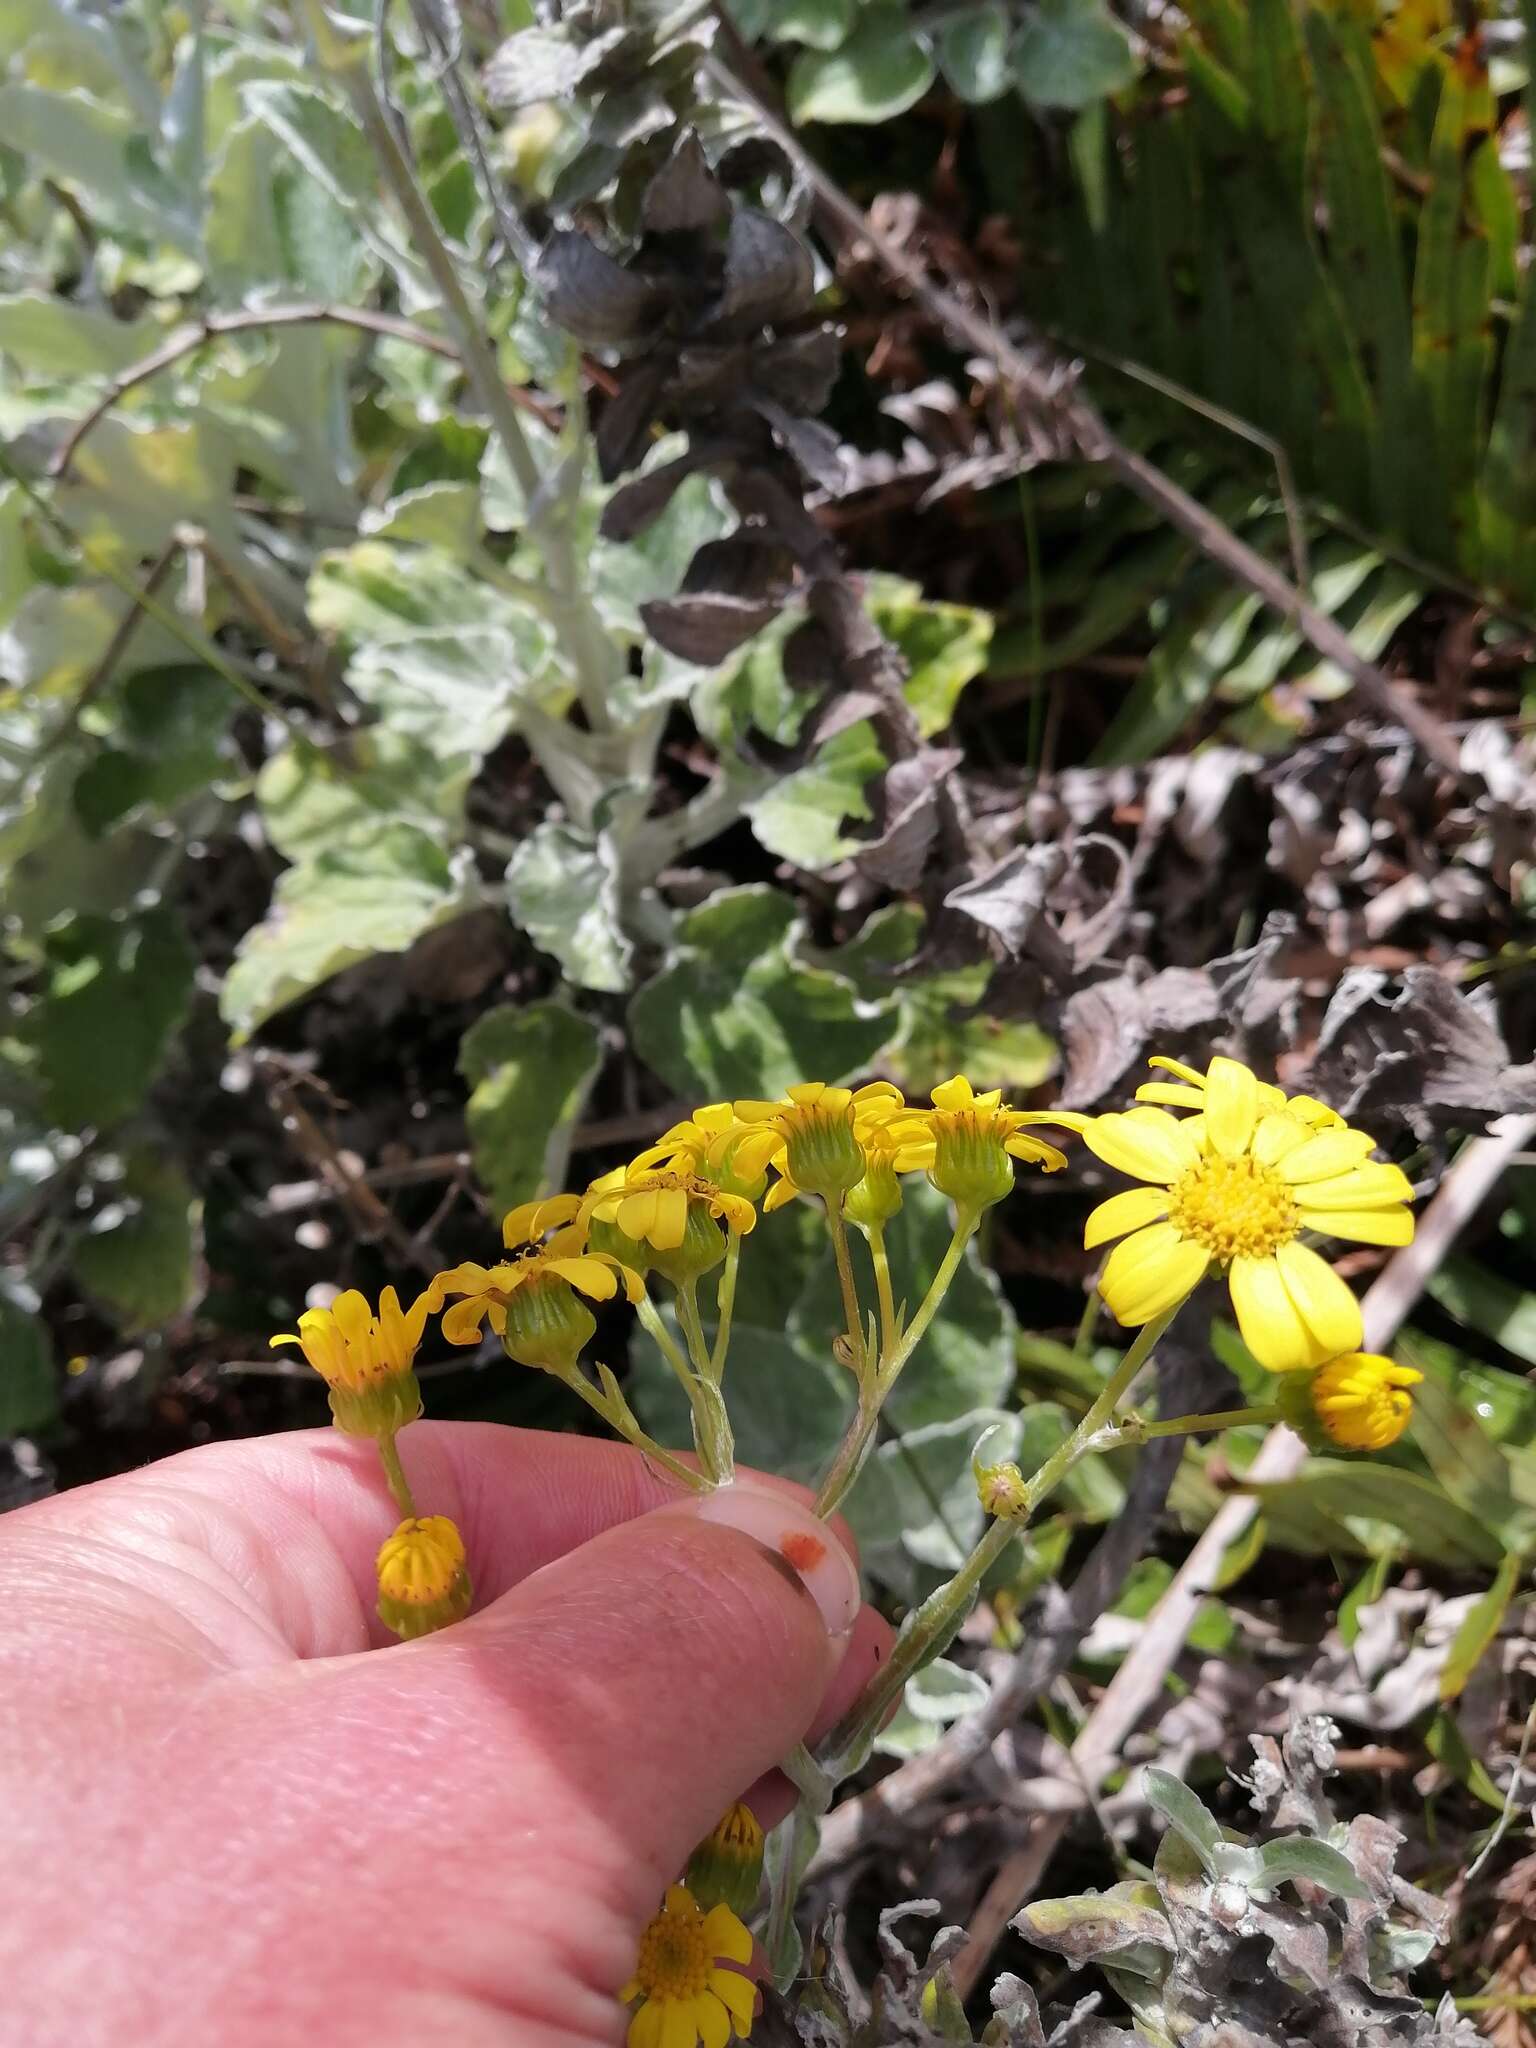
887;1074;1068;1212
1308;1352;1423;1450
621;1883;757;2048
1054;1055;1414;1372
375;1514;472;1639
729;1081;907;1201
270;1286;430;1437
686;1802;766;1919
582;1161;756;1285
430;1201;642;1373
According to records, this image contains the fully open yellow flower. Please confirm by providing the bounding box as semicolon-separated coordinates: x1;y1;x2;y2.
887;1074;1067;1210
430;1213;641;1370
1060;1056;1414;1371
622;1884;756;2048
375;1514;472;1639
584;1164;757;1250
270;1285;431;1436
1309;1352;1422;1450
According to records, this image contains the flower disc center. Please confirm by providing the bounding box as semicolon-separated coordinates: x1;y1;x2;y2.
636;1907;711;2001
1167;1154;1298;1263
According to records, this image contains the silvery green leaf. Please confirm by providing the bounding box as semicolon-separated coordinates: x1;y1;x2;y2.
1142;1769;1224;1874
874;1657;990;1760
1012;0;1137;109
1252;1835;1373;1901
459;1002;602;1217
938;5;1013;103
505;822;633;994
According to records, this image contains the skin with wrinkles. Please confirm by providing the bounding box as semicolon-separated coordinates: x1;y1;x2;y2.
0;1423;889;2048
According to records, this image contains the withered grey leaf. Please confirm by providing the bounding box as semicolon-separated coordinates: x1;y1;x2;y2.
804;688;886;746
673;342;752;407
751;398;846;492
944;846;1074;970
718;206;816;324
596;358;671;481
641;591;782;664
1055;967;1221;1108
642;128;728;233
855;748;963;891
783;618;839;690
755;327;843;415
1306;965;1536;1126
600;453;700;541
537;231;663;348
682;532;795;601
983;1974;1047;2048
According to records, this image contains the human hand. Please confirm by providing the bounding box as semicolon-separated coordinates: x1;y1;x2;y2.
0;1423;890;2048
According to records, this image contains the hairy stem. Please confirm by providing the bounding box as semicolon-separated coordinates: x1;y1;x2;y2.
376;1431;417;1519
710;1233;742;1383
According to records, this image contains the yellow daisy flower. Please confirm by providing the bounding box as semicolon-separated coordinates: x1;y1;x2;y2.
430;1214;642;1372
729;1081;907;1203
633;1104;770;1201
1309;1352;1422;1450
582;1161;756;1285
1059;1056;1414;1372
375;1514;472;1639
622;1884;757;2048
886;1074;1068;1211
270;1285;431;1437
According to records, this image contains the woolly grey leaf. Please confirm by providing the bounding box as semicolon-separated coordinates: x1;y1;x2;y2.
855;748;962;890
944;846;1073;969
641;129;729;233
718;206;815;324
483;25;621;107
537;231;662;347
640;591;782;663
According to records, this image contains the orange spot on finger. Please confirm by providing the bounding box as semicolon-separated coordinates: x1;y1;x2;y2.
780;1531;827;1572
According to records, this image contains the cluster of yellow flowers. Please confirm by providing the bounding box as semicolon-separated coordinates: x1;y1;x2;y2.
270;1052;1424;2047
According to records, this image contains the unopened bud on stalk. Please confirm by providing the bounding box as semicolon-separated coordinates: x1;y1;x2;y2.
975;1460;1031;1523
376;1515;472;1639
686;1801;765;1918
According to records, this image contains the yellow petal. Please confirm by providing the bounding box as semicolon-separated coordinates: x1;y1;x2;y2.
429;1261;494;1298
1275;1241;1364;1360
1084;1186;1171;1249
617;1189;663;1244
1133;1083;1207;1109
697;1992;731;2048
658;2000;696;2048
1082;1111;1197;1186
1288;1161;1414;1210
709;1968;757;2025
1099;1224;1210;1324
717;1190;758;1234
731;1100;783;1124
330;1290;373;1348
763;1175;801;1212
270;1332;299;1350
1228;1254;1313;1372
440;1298;490;1345
702;1905;754;1965
1296;1204;1414;1247
549;1255;619;1301
1204;1056;1260;1159
1275;1130;1378;1185
629;2001;663;2048
1147;1054;1206;1086
1250;1112;1311;1167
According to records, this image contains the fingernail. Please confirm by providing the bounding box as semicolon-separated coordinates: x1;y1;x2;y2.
673;1481;860;1638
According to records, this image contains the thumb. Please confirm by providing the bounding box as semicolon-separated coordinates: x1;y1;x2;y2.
394;1482;858;1912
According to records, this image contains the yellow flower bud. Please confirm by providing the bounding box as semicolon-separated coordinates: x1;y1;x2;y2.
844;1132;904;1231
1282;1352;1422;1452
376;1515;472;1639
648;1201;728;1286
686;1801;766;1918
270;1287;428;1441
976;1460;1030;1522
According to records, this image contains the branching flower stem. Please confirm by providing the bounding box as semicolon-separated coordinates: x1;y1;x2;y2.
819;1304;1178;1780
813;1205;981;1521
